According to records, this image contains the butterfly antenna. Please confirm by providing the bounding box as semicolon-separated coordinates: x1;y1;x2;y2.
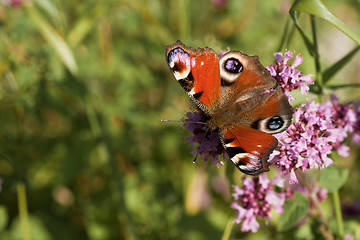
161;119;182;123
161;119;207;125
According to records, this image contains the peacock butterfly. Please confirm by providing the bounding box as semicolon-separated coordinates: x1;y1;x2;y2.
165;41;293;175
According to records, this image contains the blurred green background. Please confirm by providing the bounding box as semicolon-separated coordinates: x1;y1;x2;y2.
0;0;359;239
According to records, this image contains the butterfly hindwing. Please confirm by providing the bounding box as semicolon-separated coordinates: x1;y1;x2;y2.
221;126;277;175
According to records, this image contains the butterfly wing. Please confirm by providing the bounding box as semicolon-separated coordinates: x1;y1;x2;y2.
222;126;276;175
217;51;293;174
166;41;222;114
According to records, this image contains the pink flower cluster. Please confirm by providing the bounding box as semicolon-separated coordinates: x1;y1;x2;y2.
266;51;313;102
269;96;359;183
231;174;287;232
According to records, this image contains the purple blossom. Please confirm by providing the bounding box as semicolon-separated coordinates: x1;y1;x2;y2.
266;50;314;102
231;174;289;232
183;110;226;166
269;95;359;184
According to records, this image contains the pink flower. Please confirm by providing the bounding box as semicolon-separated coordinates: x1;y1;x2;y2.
231;174;289;232
270;95;359;183
266;50;314;102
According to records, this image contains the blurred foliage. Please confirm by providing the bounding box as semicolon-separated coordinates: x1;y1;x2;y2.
0;0;359;239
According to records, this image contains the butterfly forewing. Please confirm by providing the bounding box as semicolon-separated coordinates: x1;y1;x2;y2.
166;41;222;114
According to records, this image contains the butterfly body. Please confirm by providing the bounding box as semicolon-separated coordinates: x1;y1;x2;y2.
166;41;293;175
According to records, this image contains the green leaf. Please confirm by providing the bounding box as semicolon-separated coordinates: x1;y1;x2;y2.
326;83;360;90
277;192;309;231
318;166;349;192
322;46;360;84
25;5;78;76
68;18;94;47
290;0;360;45
33;0;61;21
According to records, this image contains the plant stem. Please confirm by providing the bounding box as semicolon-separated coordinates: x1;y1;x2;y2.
310;15;323;93
221;217;234;240
286;21;297;48
277;20;290;52
17;183;31;240
333;190;344;239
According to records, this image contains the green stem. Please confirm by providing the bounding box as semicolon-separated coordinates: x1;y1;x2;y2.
277;20;290;52
221;217;234;240
17;183;31;240
310;15;323;93
333;190;344;239
286;21;297;48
